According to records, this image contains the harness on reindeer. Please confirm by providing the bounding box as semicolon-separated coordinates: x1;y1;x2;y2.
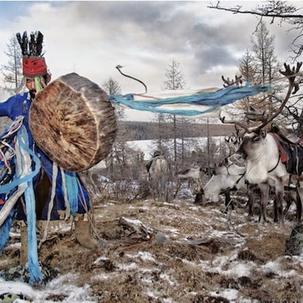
272;127;303;175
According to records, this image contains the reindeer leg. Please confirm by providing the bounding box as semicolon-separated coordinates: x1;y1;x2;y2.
296;188;303;223
273;197;279;223
224;189;232;213
173;180;181;199
151;179;157;201
247;186;255;219
164;177;169;202
194;188;203;205
283;191;292;219
276;191;284;225
259;183;269;223
274;178;285;224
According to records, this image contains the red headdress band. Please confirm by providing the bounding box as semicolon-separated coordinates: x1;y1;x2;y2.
22;56;47;78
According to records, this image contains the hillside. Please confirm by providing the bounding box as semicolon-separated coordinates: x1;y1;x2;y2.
119;121;235;141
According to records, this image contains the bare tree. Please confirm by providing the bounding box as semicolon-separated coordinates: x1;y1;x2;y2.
102;77;127;178
239;50;257;83
102;77;123;118
163;59;185;172
226;20;280;125
1;36;23;93
252;21;279;86
208;1;303;59
208;1;301;21
155;113;165;152
103;77;121;96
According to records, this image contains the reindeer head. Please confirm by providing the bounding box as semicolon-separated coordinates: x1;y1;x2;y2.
221;62;302;159
238;129;267;159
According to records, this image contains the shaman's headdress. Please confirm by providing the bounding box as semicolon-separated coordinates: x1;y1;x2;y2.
16;31;47;78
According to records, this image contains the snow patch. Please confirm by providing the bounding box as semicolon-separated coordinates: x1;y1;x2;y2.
127;251;156;262
93;256;110;264
262;258;300;278
224;262;252;278
160;272;177;286
199;254;254;278
0;274;95;302
91;273;115;281
118;262;138;271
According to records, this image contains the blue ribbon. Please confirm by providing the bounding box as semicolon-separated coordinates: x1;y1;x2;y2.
64;172;79;215
110;84;270;116
18;127;43;284
0;146;40;193
0;211;15;251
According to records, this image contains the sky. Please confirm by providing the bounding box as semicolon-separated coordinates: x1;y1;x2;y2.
0;0;301;121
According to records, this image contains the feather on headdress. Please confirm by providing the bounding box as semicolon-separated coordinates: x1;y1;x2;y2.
16;31;47;78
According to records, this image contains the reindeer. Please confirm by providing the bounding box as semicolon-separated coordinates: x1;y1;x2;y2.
222;62;303;223
146;151;170;201
200;157;247;210
198;154;301;221
197;155;269;220
175;166;204;199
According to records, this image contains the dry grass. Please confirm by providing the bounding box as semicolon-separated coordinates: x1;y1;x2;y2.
1;198;303;302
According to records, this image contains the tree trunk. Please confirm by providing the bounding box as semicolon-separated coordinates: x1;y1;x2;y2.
173;114;177;170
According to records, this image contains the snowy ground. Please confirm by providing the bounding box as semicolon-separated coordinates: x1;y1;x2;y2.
127;137;224;160
0;191;302;303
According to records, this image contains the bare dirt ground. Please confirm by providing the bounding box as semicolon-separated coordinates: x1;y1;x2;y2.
1;196;303;303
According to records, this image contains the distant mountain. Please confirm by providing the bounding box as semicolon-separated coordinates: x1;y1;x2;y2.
119;121;235;141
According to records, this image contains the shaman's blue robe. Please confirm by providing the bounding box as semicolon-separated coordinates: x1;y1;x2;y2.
0;92;90;220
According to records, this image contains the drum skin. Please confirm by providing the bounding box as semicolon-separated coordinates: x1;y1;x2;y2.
29;73;117;172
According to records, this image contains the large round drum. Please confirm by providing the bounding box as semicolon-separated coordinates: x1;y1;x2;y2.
29;73;117;172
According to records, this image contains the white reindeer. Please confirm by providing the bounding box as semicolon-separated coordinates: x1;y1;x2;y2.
230;62;303;222
176;166;203;198
239;131;303;222
200;155;292;222
199;157;253;213
146;151;170;201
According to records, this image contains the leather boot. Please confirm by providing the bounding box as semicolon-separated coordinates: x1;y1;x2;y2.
75;217;99;250
20;223;27;266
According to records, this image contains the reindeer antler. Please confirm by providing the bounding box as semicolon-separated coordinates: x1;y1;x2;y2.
235;75;243;86
221;75;243;88
279;62;302;94
219;112;251;132
222;75;234;88
220;62;302;134
252;62;303;131
245;105;268;122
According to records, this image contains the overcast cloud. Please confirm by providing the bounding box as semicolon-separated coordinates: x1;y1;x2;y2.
0;1;301;120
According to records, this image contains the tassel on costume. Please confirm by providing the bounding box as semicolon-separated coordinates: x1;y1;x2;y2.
0;211;15;250
17;126;43;284
62;171;79;215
